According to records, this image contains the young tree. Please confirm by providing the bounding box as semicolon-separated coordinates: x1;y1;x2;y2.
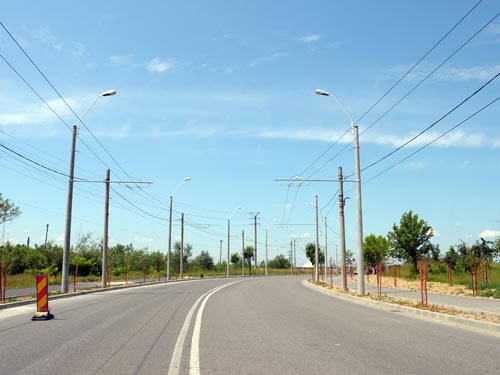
244;246;254;274
230;252;241;269
305;242;324;265
363;234;390;268
0;193;21;226
387;211;433;273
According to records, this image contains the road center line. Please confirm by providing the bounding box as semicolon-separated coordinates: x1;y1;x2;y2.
189;281;241;375
167;281;241;375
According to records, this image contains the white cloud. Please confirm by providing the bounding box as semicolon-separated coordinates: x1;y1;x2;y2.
297;34;324;43
486;23;500;35
148;58;175;74
133;236;155;243
109;54;140;70
388;63;500;82
479;229;500;238
247;53;289;68
35;28;63;50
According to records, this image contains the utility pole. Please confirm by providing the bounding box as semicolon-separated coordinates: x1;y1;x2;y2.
102;169;110;288
314;195;319;283
44;224;49;248
339;166;347;291
167;196;173;281
290;240;293;276
293;239;297;272
219;239;223;267
227;219;230;278
252;212;260;270
242;230;245;276
324;216;328;279
265;229;268;276
62;125;77;293
180;213;184;279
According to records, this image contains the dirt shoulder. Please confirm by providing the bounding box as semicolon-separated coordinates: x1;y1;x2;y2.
310;277;500;325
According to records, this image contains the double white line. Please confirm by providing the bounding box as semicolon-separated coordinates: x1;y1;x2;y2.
168;281;240;375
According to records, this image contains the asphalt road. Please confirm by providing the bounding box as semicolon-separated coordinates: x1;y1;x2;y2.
0;276;498;375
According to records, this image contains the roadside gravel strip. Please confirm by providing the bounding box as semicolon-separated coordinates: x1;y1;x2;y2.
304;280;500;337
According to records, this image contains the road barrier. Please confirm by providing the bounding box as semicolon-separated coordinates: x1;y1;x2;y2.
31;275;54;321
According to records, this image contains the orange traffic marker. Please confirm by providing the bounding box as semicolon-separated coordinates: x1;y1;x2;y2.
31;275;54;321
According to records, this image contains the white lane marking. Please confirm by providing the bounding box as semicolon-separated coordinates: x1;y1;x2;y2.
168;281;240;375
189;281;240;375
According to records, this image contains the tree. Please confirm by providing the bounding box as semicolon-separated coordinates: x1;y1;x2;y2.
443;246;459;269
194;251;215;271
363;234;390;268
267;254;290;269
346;250;355;266
230;252;241;267
0;193;21;226
387;211;433;273
172;241;192;273
244;246;254;274
305;242;324;265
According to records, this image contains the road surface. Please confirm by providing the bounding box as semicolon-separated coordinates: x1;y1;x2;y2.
0;276;498;374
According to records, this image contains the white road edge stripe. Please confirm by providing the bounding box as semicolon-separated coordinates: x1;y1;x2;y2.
167;281;241;375
189;281;240;375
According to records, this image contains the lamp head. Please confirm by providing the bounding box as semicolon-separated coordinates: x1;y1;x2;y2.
101;89;117;97
315;89;330;96
183;177;192;181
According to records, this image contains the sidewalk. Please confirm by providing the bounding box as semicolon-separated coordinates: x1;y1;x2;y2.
322;275;500;314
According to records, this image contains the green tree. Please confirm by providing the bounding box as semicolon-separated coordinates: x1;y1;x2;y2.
267;254;290;269
443;246;459;269
244;246;254;274
0;193;21;226
305;242;324;265
195;251;215;271
363;234;390;268
172;241;192;274
387;211;433;273
346;249;355;266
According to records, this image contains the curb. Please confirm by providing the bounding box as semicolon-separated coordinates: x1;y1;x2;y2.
0;279;188;311
303;280;500;337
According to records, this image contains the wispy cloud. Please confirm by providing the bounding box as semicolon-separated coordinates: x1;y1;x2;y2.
387;63;500;82
247;53;289;68
109;54;141;70
148;58;176;74
486;23;500;35
479;229;500;238
35;28;63;50
297;34;324;43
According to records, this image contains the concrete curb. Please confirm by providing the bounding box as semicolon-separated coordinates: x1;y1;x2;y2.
303;280;500;337
0;279;193;311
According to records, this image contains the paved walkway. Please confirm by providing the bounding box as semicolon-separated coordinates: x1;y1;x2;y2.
321;275;500;314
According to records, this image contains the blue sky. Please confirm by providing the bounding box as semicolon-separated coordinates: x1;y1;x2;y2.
1;0;499;266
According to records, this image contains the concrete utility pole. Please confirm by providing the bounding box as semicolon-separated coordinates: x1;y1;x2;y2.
314;195;319;283
102;169;110;288
219;239;223;267
353;125;365;293
61;89;116;294
167;196;173;281
242;230;245;276
265;229;268;276
227;219;230;278
180;213;184;279
293;239;296;272
290;240;293;276
252;213;260;270
338;166;347;291
44;224;49;248
324;216;328;279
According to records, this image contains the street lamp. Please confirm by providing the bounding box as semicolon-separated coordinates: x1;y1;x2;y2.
61;89;116;293
167;176;191;281
227;206;242;278
315;88;365;294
